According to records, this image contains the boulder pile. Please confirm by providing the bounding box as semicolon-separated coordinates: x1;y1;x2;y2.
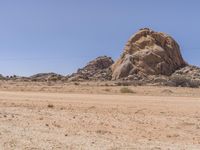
68;56;114;81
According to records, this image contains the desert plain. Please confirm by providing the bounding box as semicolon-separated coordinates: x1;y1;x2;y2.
0;81;200;150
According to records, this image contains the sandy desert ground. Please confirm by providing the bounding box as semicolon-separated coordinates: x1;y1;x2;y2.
0;82;200;149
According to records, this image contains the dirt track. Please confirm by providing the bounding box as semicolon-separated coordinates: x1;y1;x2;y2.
0;91;200;149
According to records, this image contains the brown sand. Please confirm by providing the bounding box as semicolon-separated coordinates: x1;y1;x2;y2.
0;82;200;149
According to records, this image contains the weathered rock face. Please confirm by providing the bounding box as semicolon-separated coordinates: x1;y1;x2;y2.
112;28;186;80
68;56;114;81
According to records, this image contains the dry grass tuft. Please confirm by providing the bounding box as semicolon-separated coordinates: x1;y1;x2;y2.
120;87;135;93
47;104;54;108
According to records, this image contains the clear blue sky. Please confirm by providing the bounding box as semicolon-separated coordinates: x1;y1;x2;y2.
0;0;199;76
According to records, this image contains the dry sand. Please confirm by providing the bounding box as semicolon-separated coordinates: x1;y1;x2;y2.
0;82;200;149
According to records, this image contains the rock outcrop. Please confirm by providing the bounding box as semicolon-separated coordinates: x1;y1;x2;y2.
30;73;64;82
112;28;186;80
68;56;114;81
172;65;200;80
0;74;5;80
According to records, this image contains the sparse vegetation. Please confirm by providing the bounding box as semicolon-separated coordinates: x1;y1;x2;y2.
103;88;111;92
74;82;80;86
104;83;109;86
47;104;54;108
120;87;135;93
47;81;55;86
116;81;130;86
116;81;144;86
49;76;60;82
161;89;173;94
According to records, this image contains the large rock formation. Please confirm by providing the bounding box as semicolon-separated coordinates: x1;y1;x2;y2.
68;56;114;81
112;28;186;80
